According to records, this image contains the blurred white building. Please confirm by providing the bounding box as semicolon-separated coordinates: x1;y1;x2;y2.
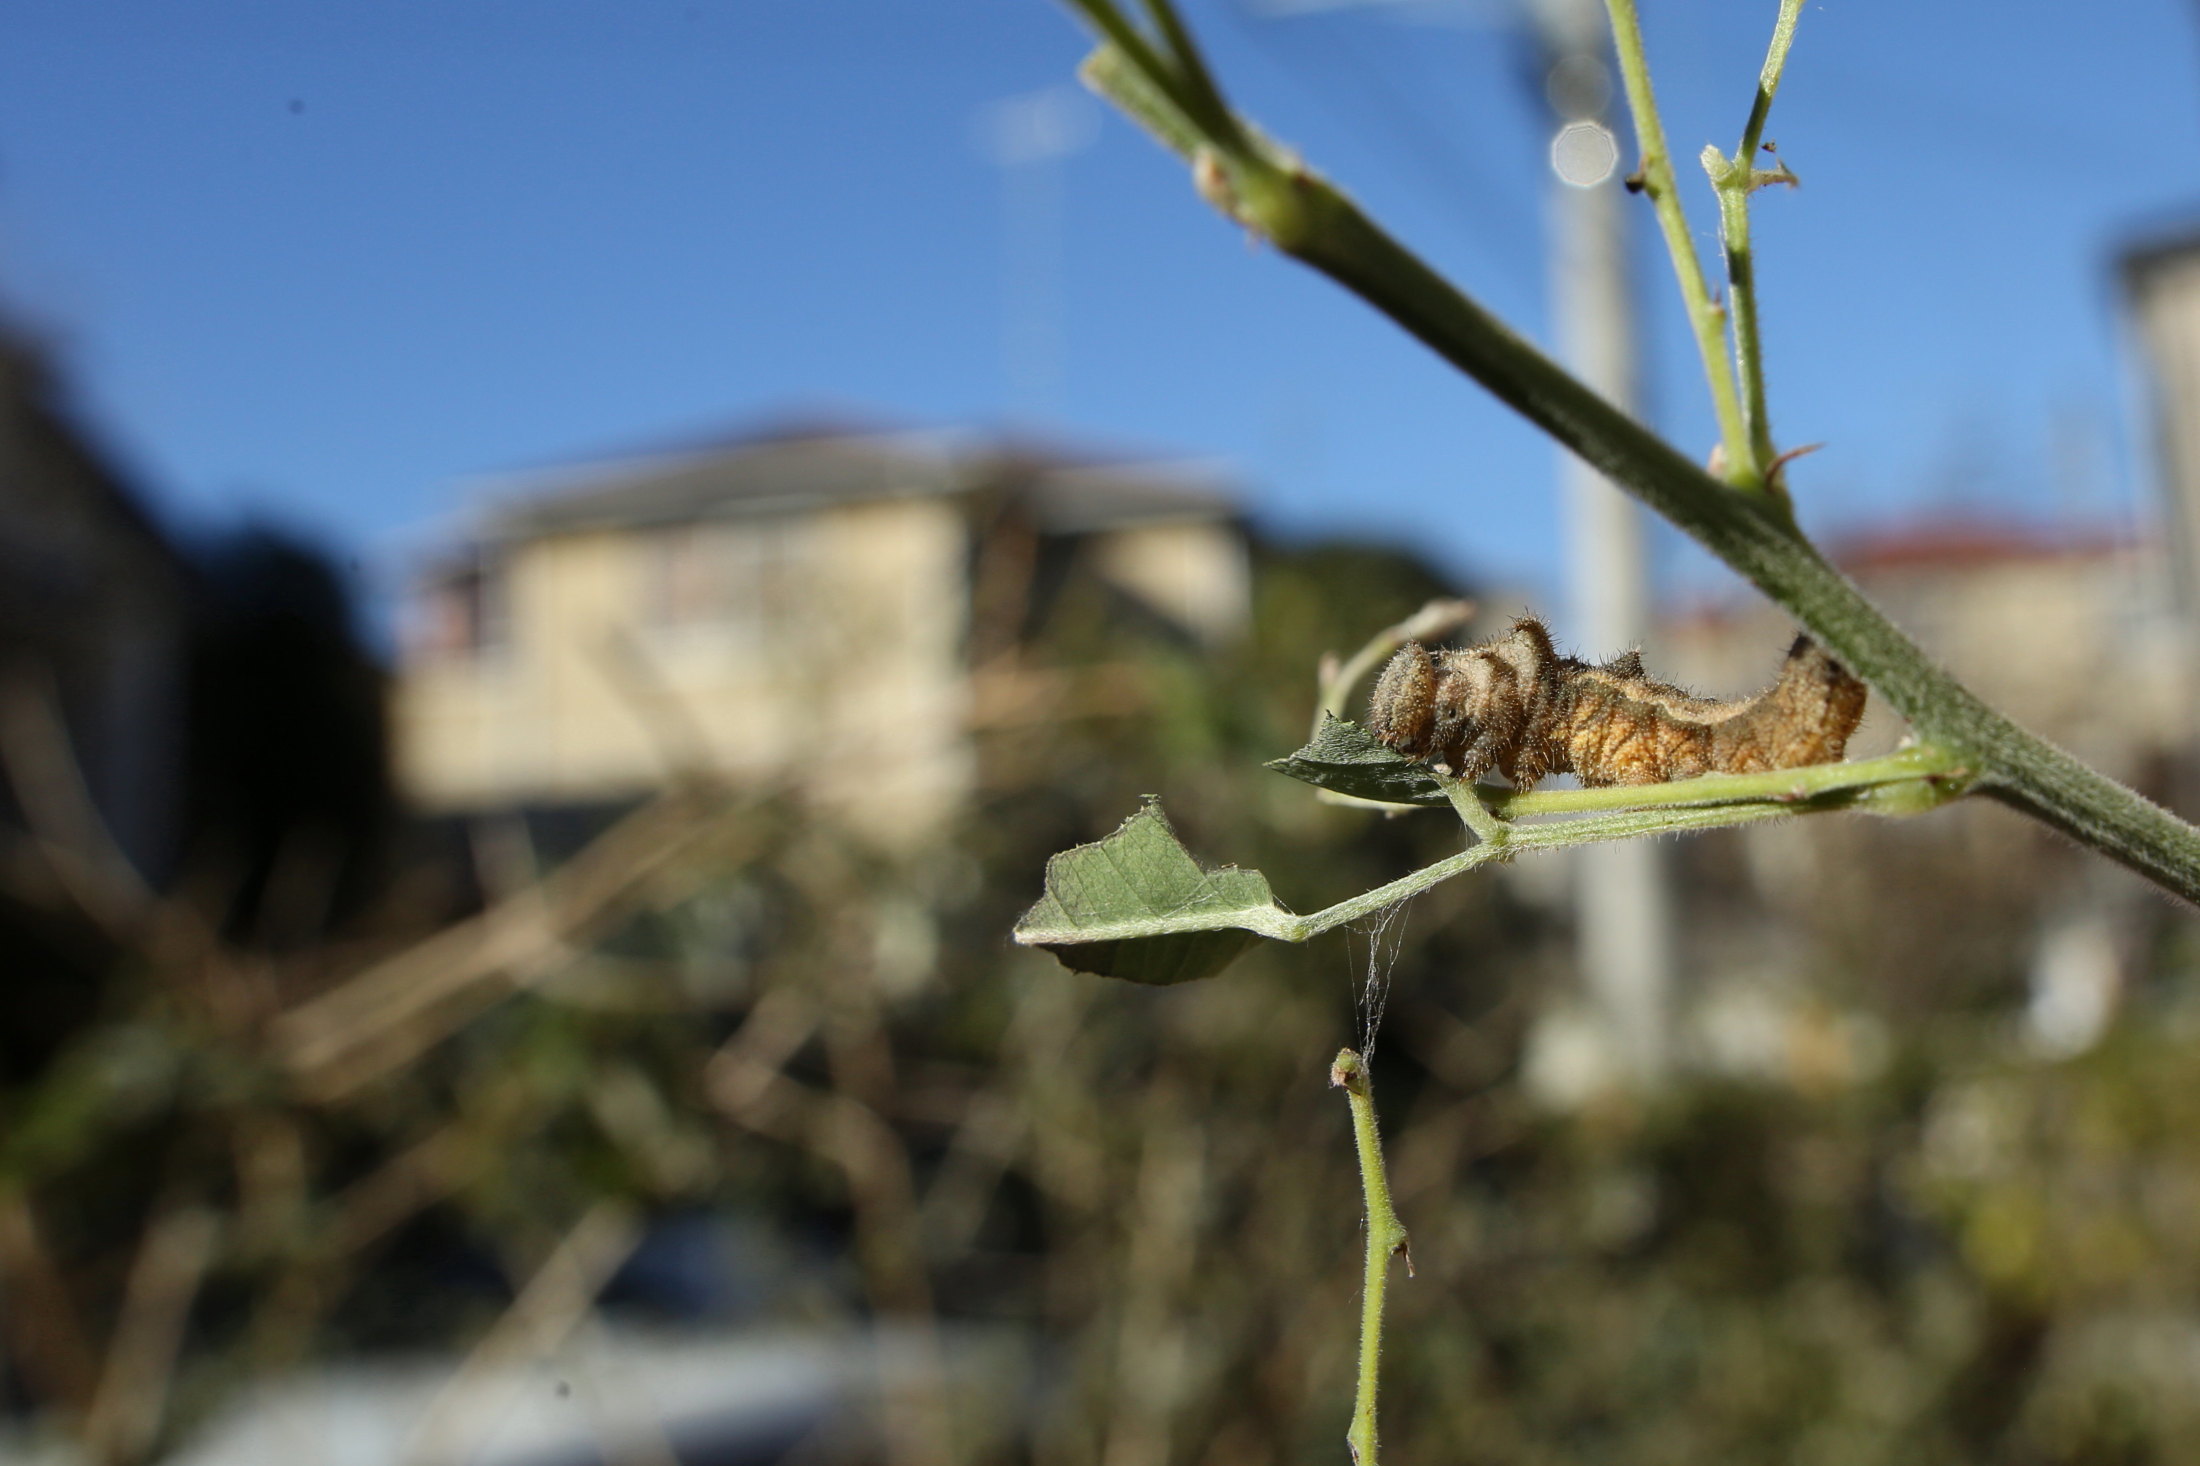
396;421;1249;848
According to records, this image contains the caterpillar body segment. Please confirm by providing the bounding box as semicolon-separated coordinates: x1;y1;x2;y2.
1365;618;1867;790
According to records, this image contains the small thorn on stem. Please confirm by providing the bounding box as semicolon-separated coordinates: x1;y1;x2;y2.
1768;441;1824;488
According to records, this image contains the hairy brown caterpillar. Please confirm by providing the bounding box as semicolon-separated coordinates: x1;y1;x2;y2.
1366;617;1867;789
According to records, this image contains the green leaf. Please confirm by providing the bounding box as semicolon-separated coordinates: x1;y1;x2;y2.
1264;715;1448;807
1013;799;1292;984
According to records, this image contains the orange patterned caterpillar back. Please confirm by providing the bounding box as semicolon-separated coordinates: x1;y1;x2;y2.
1366;617;1867;789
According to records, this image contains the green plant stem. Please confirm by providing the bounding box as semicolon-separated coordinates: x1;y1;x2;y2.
1330;1048;1407;1466
1135;0;1243;148
1431;768;1511;848
1713;179;1772;474
1020;763;1965;957
1067;8;2200;906
1293;788;1909;938
1715;0;1807;478
1484;742;1959;818
1325;743;1968;820
1737;0;1803;162
1062;0;1187;135
1600;0;1758;492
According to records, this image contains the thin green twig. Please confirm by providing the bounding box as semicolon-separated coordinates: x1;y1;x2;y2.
1062;0;1188;132
1716;0;1808;479
1080;43;1202;158
1713;179;1773;474
1034;768;1961;950
1330;1048;1408;1466
1738;0;1804;167
1486;742;1961;818
1600;0;1759;492
1135;0;1245;149
1014;779;1954;956
1309;779;1958;938
1314;743;1969;820
1431;768;1512;848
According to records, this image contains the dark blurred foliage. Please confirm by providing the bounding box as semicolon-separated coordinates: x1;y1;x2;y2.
182;526;395;948
9;528;2200;1466
0;524;395;1089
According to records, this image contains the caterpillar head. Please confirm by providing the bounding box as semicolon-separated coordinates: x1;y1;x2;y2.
1366;621;1557;776
1367;641;1441;760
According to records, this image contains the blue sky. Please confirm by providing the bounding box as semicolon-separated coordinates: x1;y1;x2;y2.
3;0;2197;633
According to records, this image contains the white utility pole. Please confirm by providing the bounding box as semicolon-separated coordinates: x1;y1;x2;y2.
1534;0;1675;1086
978;87;1098;423
1245;0;1676;1086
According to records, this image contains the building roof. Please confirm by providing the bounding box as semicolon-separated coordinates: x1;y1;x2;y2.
1829;518;2130;575
469;423;1240;542
2119;219;2200;288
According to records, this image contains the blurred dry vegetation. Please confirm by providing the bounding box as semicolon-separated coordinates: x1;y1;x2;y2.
8;522;2200;1466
